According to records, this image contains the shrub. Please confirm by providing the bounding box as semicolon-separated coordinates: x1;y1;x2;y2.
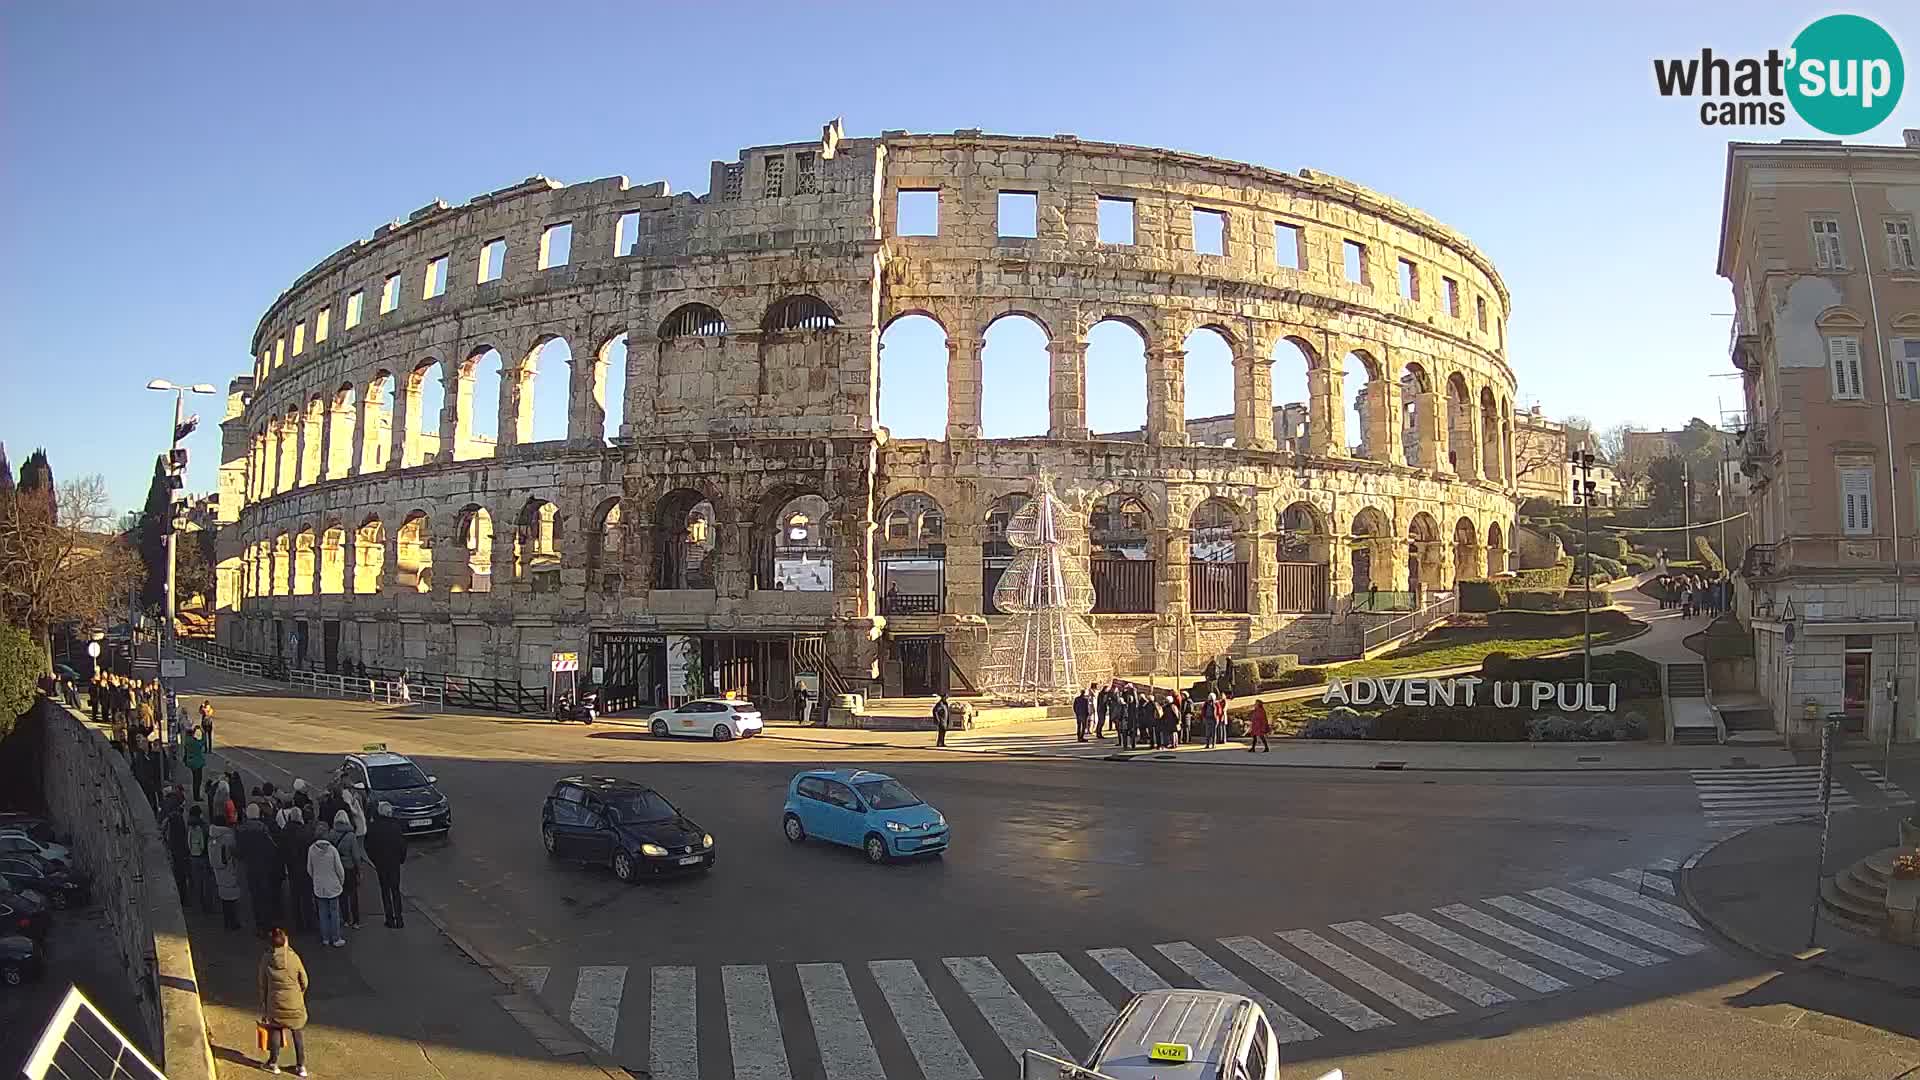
1512;560;1573;592
1302;707;1373;739
1580;555;1627;583
1587;535;1629;559
1519;497;1558;517
1527;712;1649;742
0;622;40;735
1621;552;1654;573
1483;649;1663;698
1458;579;1504;612
1372;705;1528;741
1229;653;1302;695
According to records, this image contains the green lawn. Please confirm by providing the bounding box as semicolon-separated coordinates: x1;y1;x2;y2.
1288;622;1643;687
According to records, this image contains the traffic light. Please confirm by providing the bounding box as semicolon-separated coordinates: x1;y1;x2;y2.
165;446;189;533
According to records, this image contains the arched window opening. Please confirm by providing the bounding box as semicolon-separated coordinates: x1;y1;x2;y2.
396;512;433;593
293;528;316;596
1479;387;1503;483
654;490;716;590
526;337;573;444
982;493;1030;613
361;372;393;473
1349;508;1391;603
463;347;504;459
320;525;347;594
981;315;1049;438
1487;521;1509;576
326;385;356;480
1271;337;1315;454
1183;327;1236;444
1090;493;1155;613
353;518;385;594
455;506;493;592
878;314;948;440
1452;517;1484;583
515;500;561;589
300;397;325;485
1086;319;1147;440
272;533;291;596
1408;512;1444;598
406;362;445;468
764;295;838;332
1400;362;1433;467
660;303;728;340
1446;374;1474;475
1342;352;1380;460
754;493;831;592
598;334;628;442
1276;502;1330;613
1187;498;1248;613
588;499;627;595
877;492;946;614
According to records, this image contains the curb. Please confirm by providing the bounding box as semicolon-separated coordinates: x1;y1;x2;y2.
1677;817;1920;996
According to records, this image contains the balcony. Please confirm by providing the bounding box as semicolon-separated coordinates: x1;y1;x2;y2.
1738;423;1769;477
1739;542;1778;579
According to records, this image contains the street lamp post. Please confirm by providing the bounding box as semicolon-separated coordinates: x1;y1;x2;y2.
145;379;217;710
1571;451;1598;690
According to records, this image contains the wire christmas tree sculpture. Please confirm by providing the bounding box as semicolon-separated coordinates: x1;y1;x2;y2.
979;478;1112;703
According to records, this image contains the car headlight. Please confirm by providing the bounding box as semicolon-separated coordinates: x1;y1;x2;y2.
640;843;668;857
934;814;946;828
701;834;714;849
884;821;909;833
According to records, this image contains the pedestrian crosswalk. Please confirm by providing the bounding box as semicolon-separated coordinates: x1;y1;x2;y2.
507;862;1710;1076
1689;764;1914;831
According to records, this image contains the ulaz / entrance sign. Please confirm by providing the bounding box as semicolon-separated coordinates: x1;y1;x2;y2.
1322;677;1618;712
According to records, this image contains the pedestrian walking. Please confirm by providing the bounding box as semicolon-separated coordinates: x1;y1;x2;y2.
257;927;310;1076
210;816;243;928
277;807;315;934
932;693;950;748
186;804;216;913
1248;699;1271;752
1095;683;1112;739
307;832;345;948
182;723;208;800
1072;687;1091;742
326;810;363;929
365;802;407;928
795;683;814;726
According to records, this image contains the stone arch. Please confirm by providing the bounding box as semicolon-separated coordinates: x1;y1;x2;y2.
319;522;347;594
293;526;317;595
514;498;561;587
982;492;1032;614
594;331;628;442
751;486;832;592
396;510;433;593
1086;317;1149;439
1271;335;1321;454
877;491;946;613
763;294;839;332
1399;360;1435;467
361;370;393;472
454;504;494;592
521;334;573;445
1408;511;1444;593
1089;491;1156;613
403;359;446;468
1183;326;1236;441
1348;506;1392;598
1445;372;1475;476
1188;496;1250;613
271;531;291;596
659;302;729;339
1500;396;1515;487
653;487;717;590
1341;348;1387;460
1275;500;1331;614
353;515;385;594
459;344;505;458
1452;515;1484;583
584;496;628;595
1479;385;1503;483
325;384;356;480
981;312;1051;438
1487;519;1508;576
300;396;325;485
878;313;948;440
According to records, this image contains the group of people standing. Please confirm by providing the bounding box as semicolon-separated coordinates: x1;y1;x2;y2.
1071;681;1272;752
1656;571;1732;618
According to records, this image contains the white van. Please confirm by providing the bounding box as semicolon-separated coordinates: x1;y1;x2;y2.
1021;988;1343;1080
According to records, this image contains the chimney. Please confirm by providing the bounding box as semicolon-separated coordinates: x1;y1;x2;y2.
1906;128;1920;148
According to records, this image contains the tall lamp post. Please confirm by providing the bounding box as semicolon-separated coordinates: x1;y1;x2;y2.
1571;450;1598;689
146;379;217;713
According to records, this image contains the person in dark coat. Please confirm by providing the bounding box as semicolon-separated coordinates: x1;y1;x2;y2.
235;803;280;934
1072;687;1091;742
1095;684;1113;739
277;807;315;934
1116;688;1134;749
162;786;191;900
364;801;408;928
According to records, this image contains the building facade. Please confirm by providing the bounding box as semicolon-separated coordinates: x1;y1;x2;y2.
216;124;1520;713
1723;131;1920;746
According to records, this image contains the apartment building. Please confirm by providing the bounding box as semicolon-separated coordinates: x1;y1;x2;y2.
1721;131;1920;746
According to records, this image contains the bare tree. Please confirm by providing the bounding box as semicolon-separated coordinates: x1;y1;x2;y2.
1513;420;1568;484
1601;424;1656;504
0;474;141;666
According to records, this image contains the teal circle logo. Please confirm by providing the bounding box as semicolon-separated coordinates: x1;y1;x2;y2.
1787;15;1904;136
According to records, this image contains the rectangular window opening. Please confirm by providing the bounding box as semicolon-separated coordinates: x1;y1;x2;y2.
345;291;364;329
896;189;939;236
1192;208;1226;256
1887;219;1917;271
1840;464;1874;535
998;191;1037;239
479;238;505;283
1397;258;1419;301
1343;240;1367;283
538;223;571;269
292;321;306;356
1829;336;1865;400
274;337;285;368
763;155;786;198
794;152;818;195
1442;276;1460;316
1811;217;1845;270
1475;295;1488;331
614;211;640;257
315;307;330;343
1273;222;1301;269
422;255;448;299
1098;197;1135;245
380;274;400;314
1898;339;1920;401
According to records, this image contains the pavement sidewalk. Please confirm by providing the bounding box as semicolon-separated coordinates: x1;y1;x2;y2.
1681;805;1919;991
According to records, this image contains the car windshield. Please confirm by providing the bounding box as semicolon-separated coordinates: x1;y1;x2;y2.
367;762;431;790
605;792;678;822
855;779;922;810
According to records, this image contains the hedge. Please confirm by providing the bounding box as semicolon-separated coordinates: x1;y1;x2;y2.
1372;704;1530;741
1519;497;1558;517
1586;535;1629;559
0;622;41;738
1513;560;1574;591
1579;554;1627;583
1482;649;1663;697
1229;653;1302;695
1621;551;1654;573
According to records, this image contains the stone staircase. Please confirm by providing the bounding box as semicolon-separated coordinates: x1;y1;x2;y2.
1819;847;1901;937
1665;662;1719;745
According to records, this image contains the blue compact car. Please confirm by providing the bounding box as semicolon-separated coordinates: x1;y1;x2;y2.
782;769;948;864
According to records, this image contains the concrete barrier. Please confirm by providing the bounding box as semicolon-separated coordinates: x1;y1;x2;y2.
37;700;215;1079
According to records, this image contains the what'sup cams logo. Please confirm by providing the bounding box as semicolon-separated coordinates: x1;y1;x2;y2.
1654;14;1903;135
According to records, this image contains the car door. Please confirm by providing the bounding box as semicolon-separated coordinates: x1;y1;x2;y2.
0;836;31;858
821;781;865;845
0;858;39;891
794;778;832;840
575;796;615;865
680;700;717;737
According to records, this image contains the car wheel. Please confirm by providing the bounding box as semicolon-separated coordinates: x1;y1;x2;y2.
48;891;67;911
712;724;734;741
651;719;670;738
864;834;889;865
541;825;557;856
0;962;21;986
783;814;805;843
612;850;637;883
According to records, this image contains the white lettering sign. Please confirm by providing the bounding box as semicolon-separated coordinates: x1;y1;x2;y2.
1320;677;1615;712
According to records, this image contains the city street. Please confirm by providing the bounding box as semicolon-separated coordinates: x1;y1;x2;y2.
176;661;1920;1079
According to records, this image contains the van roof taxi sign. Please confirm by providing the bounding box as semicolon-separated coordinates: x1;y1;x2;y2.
1149;1042;1192;1063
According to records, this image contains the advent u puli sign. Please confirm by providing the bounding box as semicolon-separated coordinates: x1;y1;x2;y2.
1322;677;1618;713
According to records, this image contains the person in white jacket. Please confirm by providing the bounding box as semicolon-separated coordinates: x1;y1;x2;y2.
306;837;346;947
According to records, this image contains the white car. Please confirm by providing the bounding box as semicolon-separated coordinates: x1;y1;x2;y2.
0;830;69;869
649;699;764;741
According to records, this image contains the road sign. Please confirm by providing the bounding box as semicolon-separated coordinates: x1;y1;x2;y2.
1783;642;1796;663
550;651;578;673
159;659;186;679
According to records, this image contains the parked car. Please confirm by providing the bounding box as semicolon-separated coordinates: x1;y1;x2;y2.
781;769;947;864
0;828;69;869
0;884;49;942
1068;988;1311;1080
331;747;452;836
0;934;46;986
649;698;763;741
0;815;66;846
542;776;713;882
0;854;90;910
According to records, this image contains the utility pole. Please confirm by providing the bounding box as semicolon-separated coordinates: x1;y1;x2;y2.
1571;450;1597;689
146;380;216;724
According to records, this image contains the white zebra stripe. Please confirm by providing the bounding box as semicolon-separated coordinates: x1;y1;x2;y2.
1573;878;1698;927
1646;857;1680;871
1608;869;1675;896
650;966;698;1080
868;960;982;1080
1381;912;1569;994
511;965;551;995
1160;940;1322;1043
1483;896;1662;966
1325;922;1513;1008
1527;888;1706;955
1433;904;1622;980
722;965;793;1080
1276;930;1454;1019
1087;947;1170;994
1018;952;1116;1042
797;963;886;1080
945;956;1069;1065
569;966;625;1054
1213;936;1379;1036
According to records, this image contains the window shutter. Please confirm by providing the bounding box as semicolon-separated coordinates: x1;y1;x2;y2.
1841;466;1873;534
1899;339;1914;399
1830;338;1852;397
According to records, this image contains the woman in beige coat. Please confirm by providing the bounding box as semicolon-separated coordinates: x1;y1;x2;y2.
257;927;310;1075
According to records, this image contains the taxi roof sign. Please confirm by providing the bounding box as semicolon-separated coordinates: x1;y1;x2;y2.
361;743;388;753
1149;1042;1191;1064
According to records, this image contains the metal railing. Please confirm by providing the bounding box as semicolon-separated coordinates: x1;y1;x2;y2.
1275;561;1330;613
288;668;445;706
1092;558;1156;613
176;643;264;678
1739;542;1778;578
1359;592;1460;653
175;643;533;712
1187;559;1249;613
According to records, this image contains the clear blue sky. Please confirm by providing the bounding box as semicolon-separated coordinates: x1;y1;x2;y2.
4;1;1914;510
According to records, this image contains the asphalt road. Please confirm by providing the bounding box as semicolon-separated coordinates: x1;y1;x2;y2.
176;664;1920;1079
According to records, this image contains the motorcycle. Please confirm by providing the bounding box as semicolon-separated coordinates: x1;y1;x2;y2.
552;689;598;724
